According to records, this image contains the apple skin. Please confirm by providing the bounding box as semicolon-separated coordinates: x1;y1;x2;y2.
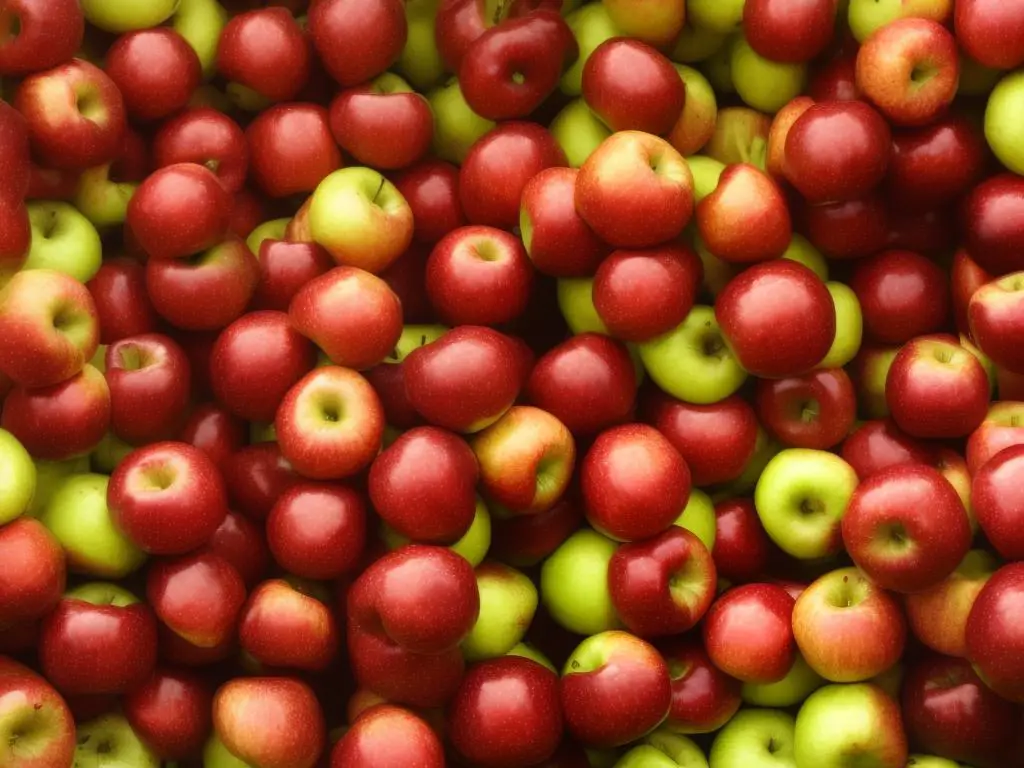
0;0;83;74
490;497;581;568
309;0;406;87
393;159;467;245
968;271;1024;374
711;498;773;584
449;656;564;768
104;333;190;445
152;108;248;194
658;639;742;734
540;528;620;637
955;0;1024;70
39;583;158;696
0;518;65;630
216;8;310;104
369;426;479;545
582;423;691;543
252;239;334;314
23;200;100;284
198;509;270;589
972;445;1024;561
246;103;342;199
0;199;31;283
853;250;951;347
520;167;607;278
743;0;836;63
803;192;890;260
765;95;813;181
0;267;99;389
854;18;959;127
576;131;693;249
603;0;685;48
951;249;994;339
966;562;1024;703
178;403;246;471
841;418;934;480
123;667;213;761
702;583;796;684
715;259;836;379
331;704;445;768
968;401;1024;474
905;561;997;663
784;100;891;204
211;676;325;768
961;174;1024;277
708;708;797;768
238;578;338;672
755;368;856;450
0;656;76;768
105;28;201;122
560;630;672;749
792;567;906;683
86;259;158;347
730;37;809;114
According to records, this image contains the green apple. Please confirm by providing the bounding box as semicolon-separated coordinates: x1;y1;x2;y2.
204;734;250;768
688;156;726;202
904;757;960;768
172;0;230;79
396;0;446;91
560;2;622;95
708;709;797;768
462;562;538;661
540;528;620;635
705;106;771;168
742;653;824;708
24;202;103;282
793;684;908;768
754;449;859;560
644;731;710;768
674;488;716;552
429;79;496;165
557;277;609;335
0;428;35;525
848;0;953;43
26;456;90;518
731;38;807;114
673;66;718;156
507;642;557;673
40;473;146;578
985;70;1024;176
91;432;135;474
67;581;142;608
550;98;612;168
700;35;738;95
246;218;291;256
819;282;863;370
856;346;900;420
781;235;828;281
694;236;740;296
190;84;233;112
80;0;178;32
639;306;748;405
670;23;728;63
73;165;137;229
687;0;746;33
74;713;159;768
391;324;450;362
616;745;680;768
959;53;1002;97
383;495;491;566
711;429;781;501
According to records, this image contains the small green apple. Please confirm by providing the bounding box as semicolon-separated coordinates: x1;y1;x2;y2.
856;346;900;420
429;79;496;165
731;38;807;114
687;0;746;33
694;236;740;296
24;202;103;282
674;488;716;552
80;0;179;32
383;496;491;566
172;0;230;79
550;98;612;168
26;456;90;518
540;528;620;635
793;684;907;768
246;218;291;256
396;0;446;91
672;66;718;156
560;3;622;95
390;324;450;363
985;70;1024;176
590;748;625;768
699;34;738;95
507;642;556;673
754;449;859;560
742;653;824;708
688;156;726;202
615;744;678;768
462;562;538;661
781;235;828;281
638;306;748;405
644;730;710;768
708;708;797;768
670;22;728;63
91;432;135;474
40;473;146;579
0;428;35;525
848;0;953;43
557;277;609;335
74;713;159;768
73;165;137;229
203;734;250;768
819;282;864;370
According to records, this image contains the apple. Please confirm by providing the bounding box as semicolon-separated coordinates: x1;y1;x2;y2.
961;174;1024;277
151;108;248;194
0;657;76;768
177;403;245;472
968;401;1024;473
756;368;856;450
246;103;342;199
105;28;201;123
710;498;772;583
841;418;934;480
238;578;338;672
427;78;496;165
216;8;310;106
658;639;742;735
743;0;836;63
0;428;35;525
86;259;157;346
549;98;612;168
765;96;813;180
966;562;1024;703
104;334;190;446
702;583;796;684
703;106;770;168
849;0;952;41
971;445;1024;562
559;2;621;95
0;517;64;629
73;713;158;768
793;683;908;768
854;18;959;126
793;567;906;682
461;561;537;661
23;201;102;283
393;159;467;245
123;667;213;761
803;193;890;260
707;708;796;768
741;652;824;709
697;163;792;264
396;0;446;90
561;630;672;748
969;271;1024;373
668;65;719;157
331;704;445;768
309;0;406;87
540;528;620;636
488;495;577;567
889;115;987;212
601;0;684;47
730;37;808;114
616;734;707;768
851;249;950;345
955;0;1024;70
576;131;693;249
0;0;83;74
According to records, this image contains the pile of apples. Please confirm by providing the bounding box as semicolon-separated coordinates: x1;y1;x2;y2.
4;0;1024;766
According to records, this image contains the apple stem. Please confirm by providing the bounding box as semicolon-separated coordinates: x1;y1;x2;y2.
372;177;386;205
494;0;508;24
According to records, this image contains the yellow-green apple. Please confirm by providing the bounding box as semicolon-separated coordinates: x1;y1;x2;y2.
396;0;446;91
0;429;35;525
238;578;338;672
0;656;75;768
854;18;959;126
755;369;856;450
520;166;607;277
72;163;136;229
603;0;685;47
427;78;495;165
557;276;609;334
704;38;742;97
730;37;808;114
702;583;796;684
267;483;366;580
707;708;796;768
73;713;158;768
765;96;814;179
208;677;325;768
743;0;837;63
660;640;742;734
849;0;951;42
687;0;745;32
540;528;620;635
461;562;537;661
274;366;384;480
842;464;971;593
670;21;728;63
332;703;445;768
561;630;671;748
955;0;1024;70
696;163;792;263
549;98;611;167
985;70;1024;176
638;305;748;404
308;167;413;274
308;0;406;87
820;282;864;370
123;667;212;761
559;2;621;95
966;562;1024;702
0;518;64;629
472;406;575;514
794;684;908;768
792;567;906;682
104;334;191;445
906;549;997;658
741;653;824;708
851;344;899;419
575;131;693;249
0;268;99;388
704;106;770;167
716;260;836;378
79;0;177;31
616;733;707;768
39;582;157;695
668;65;718;157
147;553;246;649
674;491;717;553
23;202;102;282
969;271;1024;373
967;401;1024;473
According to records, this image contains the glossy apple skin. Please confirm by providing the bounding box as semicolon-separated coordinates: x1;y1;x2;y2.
491;498;583;568
147;553;247;649
332;704;445;768
267;483;366;580
217;8;310;103
702;583;796;684
716;259;836;378
222;442;302;520
955;0;1024;69
0;0;83;75
851;249;950;345
582;423;691;542
784;100;891;204
582;39;684;135
124;668;212;761
608;527;717;638
902;654;1018;768
403;325;522;433
698;163;793;264
369;426;478;544
659;639;742;734
967;562;1024;703
39;594;158;695
743;0;836;63
969;272;1024;374
152;108;249;194
962;174;1024;276
560;631;672;749
803;192;889;260
105;333;190;445
952;249;994;339
459;121;567;230
756;368;856;450
197;510;269;589
967;403;1024;474
0;657;75;768
246;103;342;199
394;160;467;246
712;498;773;584
972;445;1024;561
0;518;65;629
179;403;246;471
0;102;30;204
425;225;534;327
309;0;406;87
329;79;432;170
252;239;334;313
105;28;201;122
841;419;933;480
238;579;339;672
449;656;563;768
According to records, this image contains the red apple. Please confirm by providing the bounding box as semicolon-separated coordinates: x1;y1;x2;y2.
197;509;269;589
216;8;310;103
766;96;814;181
702;583;796;684
377;243;433;324
967;562;1024;703
228;188;267;239
969;271;1024;373
332;704;445;768
962;174;1024;277
152;108;249;194
87;258;158;346
124;668;213;761
972;445;1024;561
841;418;934;480
712;498;773;584
252;239;334;313
238;578;338;672
222;442;303;520
246;103;342;198
0;199;31;282
105;333;190;445
756;368;856;449
147;553;247;649
955;0;1024;70
490;497;583;567
308;0;406;87
0;517;65;630
105;29;201;122
951;248;994;338
179;403;246;470
660;639;742;734
802;192;889;260
0;0;83;75
0;657;75;768
851;249;950;345
743;0;836;63
967;401;1024;474
393;160;467;246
